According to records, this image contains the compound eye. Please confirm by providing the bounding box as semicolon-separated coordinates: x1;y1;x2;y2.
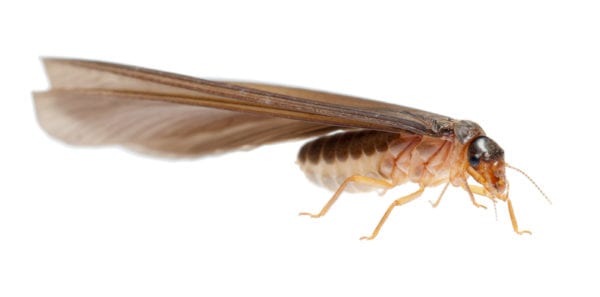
467;136;497;168
469;155;480;167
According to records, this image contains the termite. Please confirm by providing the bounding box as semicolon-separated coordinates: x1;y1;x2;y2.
33;58;549;239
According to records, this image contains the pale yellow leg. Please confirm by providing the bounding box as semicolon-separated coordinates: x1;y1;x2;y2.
430;183;488;209
507;199;532;235
360;187;425;240
299;175;394;218
429;182;450;208
469;184;503;219
470;185;531;235
468;185;492;198
464;184;488;209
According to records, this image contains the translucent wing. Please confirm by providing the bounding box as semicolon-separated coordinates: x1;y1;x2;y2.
33;58;456;157
35;90;339;157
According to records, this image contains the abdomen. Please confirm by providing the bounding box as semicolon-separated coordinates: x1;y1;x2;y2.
297;130;454;192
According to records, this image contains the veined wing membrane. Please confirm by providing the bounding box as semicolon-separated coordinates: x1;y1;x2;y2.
40;58;455;134
34;58;456;157
34;89;338;157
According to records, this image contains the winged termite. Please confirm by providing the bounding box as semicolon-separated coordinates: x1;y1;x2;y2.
33;58;548;239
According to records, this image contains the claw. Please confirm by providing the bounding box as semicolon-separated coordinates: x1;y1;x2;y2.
474;203;487;210
298;212;321;218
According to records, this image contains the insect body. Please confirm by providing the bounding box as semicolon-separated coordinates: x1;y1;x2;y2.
296;122;522;239
33;58;547;239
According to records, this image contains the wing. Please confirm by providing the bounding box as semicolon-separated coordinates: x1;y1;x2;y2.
33;58;456;157
34;90;339;157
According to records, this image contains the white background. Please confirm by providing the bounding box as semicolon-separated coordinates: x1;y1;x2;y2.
1;1;598;296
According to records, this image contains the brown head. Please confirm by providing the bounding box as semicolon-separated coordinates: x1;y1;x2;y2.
466;136;508;200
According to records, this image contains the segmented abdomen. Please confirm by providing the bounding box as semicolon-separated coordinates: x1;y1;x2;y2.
297;130;454;192
297;131;398;192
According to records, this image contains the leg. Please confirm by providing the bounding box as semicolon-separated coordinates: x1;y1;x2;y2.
468;185;493;198
299;175;394;218
507;199;532;235
430;183;491;209
360;187;425;240
429;182;450;208
471;185;531;234
463;184;488;209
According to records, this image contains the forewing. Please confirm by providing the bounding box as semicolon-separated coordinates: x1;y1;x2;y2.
34;58;456;157
41;58;456;134
34;89;338;157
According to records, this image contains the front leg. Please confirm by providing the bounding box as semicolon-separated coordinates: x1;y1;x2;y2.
469;185;531;235
507;199;532;235
463;184;488;209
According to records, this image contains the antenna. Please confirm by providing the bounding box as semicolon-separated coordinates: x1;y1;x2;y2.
506;163;552;205
492;198;498;221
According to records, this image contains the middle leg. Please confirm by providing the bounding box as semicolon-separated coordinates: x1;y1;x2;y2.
360;186;425;240
299;175;394;218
